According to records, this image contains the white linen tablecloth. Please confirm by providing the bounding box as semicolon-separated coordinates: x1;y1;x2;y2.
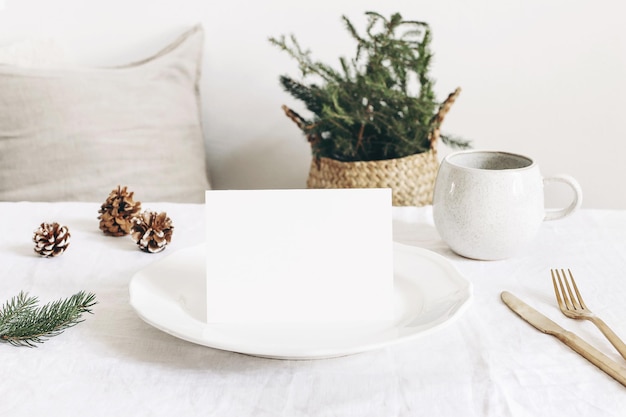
1;202;625;416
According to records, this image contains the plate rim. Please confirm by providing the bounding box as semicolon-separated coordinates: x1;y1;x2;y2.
129;242;472;359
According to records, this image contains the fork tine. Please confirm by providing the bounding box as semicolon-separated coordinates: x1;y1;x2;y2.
555;269;575;310
561;268;580;310
566;268;587;310
551;269;565;310
561;268;583;310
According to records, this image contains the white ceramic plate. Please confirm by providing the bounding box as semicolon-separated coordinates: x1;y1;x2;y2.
129;242;472;359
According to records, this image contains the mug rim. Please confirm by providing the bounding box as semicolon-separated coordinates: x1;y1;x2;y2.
443;150;536;172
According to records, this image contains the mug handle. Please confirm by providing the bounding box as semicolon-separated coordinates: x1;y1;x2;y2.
544;174;583;221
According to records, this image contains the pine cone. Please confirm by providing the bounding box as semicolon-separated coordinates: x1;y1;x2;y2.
98;186;141;236
130;211;174;253
33;222;71;257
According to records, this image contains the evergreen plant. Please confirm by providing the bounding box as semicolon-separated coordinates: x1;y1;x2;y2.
270;11;469;162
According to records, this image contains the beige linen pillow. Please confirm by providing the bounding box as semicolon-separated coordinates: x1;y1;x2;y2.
0;25;210;202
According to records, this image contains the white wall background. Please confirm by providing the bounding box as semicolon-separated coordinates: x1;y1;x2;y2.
0;0;624;208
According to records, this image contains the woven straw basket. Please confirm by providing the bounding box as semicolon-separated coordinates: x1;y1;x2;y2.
283;88;461;207
307;149;439;206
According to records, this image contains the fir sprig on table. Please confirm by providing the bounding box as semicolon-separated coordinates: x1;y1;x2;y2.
0;291;97;347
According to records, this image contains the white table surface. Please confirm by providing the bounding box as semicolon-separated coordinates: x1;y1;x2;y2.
2;202;625;416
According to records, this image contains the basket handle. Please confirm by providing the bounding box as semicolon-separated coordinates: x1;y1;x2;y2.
281;105;306;130
428;87;461;151
281;105;320;147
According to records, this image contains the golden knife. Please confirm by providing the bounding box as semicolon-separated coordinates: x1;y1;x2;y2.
501;291;626;387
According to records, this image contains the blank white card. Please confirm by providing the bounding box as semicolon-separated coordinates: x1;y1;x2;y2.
205;188;394;323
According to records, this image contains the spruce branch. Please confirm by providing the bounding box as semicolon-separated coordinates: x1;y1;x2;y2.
0;291;97;347
440;134;472;149
271;11;468;161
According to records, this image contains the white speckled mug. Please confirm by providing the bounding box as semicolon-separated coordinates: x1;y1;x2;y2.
432;150;582;260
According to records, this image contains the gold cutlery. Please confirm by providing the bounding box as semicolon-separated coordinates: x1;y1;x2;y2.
501;291;626;387
551;269;626;360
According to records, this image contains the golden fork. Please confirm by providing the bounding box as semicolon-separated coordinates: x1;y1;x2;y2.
551;268;626;360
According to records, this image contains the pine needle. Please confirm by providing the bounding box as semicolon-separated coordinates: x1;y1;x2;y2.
0;291;97;347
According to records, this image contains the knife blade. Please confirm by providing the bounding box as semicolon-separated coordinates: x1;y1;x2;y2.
501;291;626;387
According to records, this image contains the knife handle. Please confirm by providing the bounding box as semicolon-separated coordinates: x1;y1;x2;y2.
556;330;626;387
